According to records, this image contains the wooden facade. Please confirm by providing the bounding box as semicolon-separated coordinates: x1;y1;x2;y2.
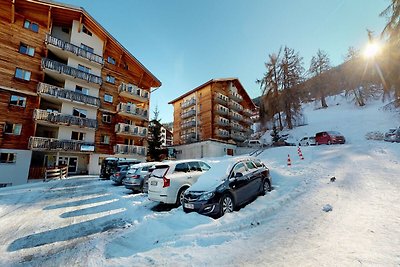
0;0;161;176
169;78;256;145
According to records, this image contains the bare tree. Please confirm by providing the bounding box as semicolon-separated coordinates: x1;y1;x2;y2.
309;49;331;108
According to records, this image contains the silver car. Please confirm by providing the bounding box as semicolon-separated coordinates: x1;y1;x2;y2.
298;136;316;146
123;162;159;192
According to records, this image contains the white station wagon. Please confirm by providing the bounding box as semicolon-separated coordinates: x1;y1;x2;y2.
147;159;211;205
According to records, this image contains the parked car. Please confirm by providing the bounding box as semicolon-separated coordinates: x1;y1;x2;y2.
100;157;141;179
183;156;272;218
298;136;316;146
384;128;400;142
242;139;266;148
315;131;346;145
110;165;129;185
147;160;211;206
123;162;158;192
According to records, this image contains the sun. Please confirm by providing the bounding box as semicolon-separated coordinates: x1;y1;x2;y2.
363;42;381;59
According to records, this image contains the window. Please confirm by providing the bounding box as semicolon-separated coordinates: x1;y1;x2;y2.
14;68;31;81
245;161;256;170
78;64;91;73
72;108;87;118
102;113;112;123
80;43;94;53
107;56;116;65
124;139;134;145
82;25;92;36
23;20;39;33
232;162;247;176
75;85;89;95
175;163;189;173
19;43;35;56
200;162;211;171
10;95;26;107
187;161;201;172
71;131;85;141
101;135;110;144
0;153;16;164
104;94;113;103
4;123;22;135
106;75;115;84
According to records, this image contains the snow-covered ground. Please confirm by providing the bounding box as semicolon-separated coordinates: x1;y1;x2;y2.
0;96;400;266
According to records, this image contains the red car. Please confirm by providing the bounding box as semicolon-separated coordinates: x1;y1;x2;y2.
315;131;346;145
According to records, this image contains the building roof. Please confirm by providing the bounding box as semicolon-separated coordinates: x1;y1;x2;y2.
28;0;161;87
168;78;257;110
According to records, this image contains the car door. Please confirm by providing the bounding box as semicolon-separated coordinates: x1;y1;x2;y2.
245;161;261;198
229;162;251;205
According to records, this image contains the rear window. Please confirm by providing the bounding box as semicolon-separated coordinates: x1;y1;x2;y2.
117;166;127;172
142;166;150;172
253;160;263;168
200;162;211;171
245;161;256;169
151;166;169;178
127;168;139;174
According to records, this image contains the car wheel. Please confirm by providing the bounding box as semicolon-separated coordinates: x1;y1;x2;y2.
298;143;301;146
220;194;234;216
306;142;309;146
327;140;331;145
176;187;188;206
261;179;271;196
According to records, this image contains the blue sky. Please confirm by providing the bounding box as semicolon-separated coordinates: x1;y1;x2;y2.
61;0;388;123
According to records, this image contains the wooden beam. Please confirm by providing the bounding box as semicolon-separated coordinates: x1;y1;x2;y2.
47;7;52;32
11;0;15;23
138;72;144;87
103;39;107;55
118;53;123;67
78;13;82;32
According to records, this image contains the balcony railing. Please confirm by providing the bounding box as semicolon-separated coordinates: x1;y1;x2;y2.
231;123;244;131
181;132;197;143
216;116;230;127
231;131;246;141
45;34;104;65
243;109;253;116
181;98;196;109
243;117;253;125
29;136;95;152
42;58;103;85
37;82;100;107
33;109;98;129
214;93;229;105
230;111;243;122
115;123;147;137
215;105;229;116
216;129;230;138
117;103;149;120
229;91;243;102
229;100;244;112
181;110;196;119
114;144;146;156
181;121;196;129
119;83;149;102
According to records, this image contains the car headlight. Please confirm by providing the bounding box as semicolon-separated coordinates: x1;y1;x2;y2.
198;191;215;201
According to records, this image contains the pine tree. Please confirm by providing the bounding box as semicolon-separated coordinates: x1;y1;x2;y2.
309;49;331;108
270;126;280;143
147;107;163;162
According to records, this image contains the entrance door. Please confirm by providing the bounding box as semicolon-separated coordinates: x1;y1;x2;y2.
227;148;234;156
58;156;78;173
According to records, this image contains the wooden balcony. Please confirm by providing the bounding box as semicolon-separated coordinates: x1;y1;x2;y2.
181;121;196;130
41;58;103;85
45;34;104;65
181;98;196;109
230;122;244;131
215;116;230;127
181;132;197;143
33;109;98;129
229;111;243;122
29;136;95;152
231;131;246;142
114;144;146;156
117;103;149;121
115;123;147;137
119;83;149;103
37;82;100;107
242;117;253;125
181;110;196;119
243;109;253;116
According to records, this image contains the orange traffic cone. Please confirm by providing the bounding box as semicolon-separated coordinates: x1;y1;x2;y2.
298;147;304;160
287;154;291;166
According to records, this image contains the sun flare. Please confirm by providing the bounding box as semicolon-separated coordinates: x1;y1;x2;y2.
363;42;381;59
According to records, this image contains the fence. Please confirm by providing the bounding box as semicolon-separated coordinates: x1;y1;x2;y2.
44;165;68;181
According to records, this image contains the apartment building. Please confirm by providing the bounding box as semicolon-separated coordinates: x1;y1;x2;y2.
168;78;256;159
0;0;160;186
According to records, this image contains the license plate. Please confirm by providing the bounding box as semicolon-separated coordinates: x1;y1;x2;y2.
150;181;157;186
184;203;194;209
